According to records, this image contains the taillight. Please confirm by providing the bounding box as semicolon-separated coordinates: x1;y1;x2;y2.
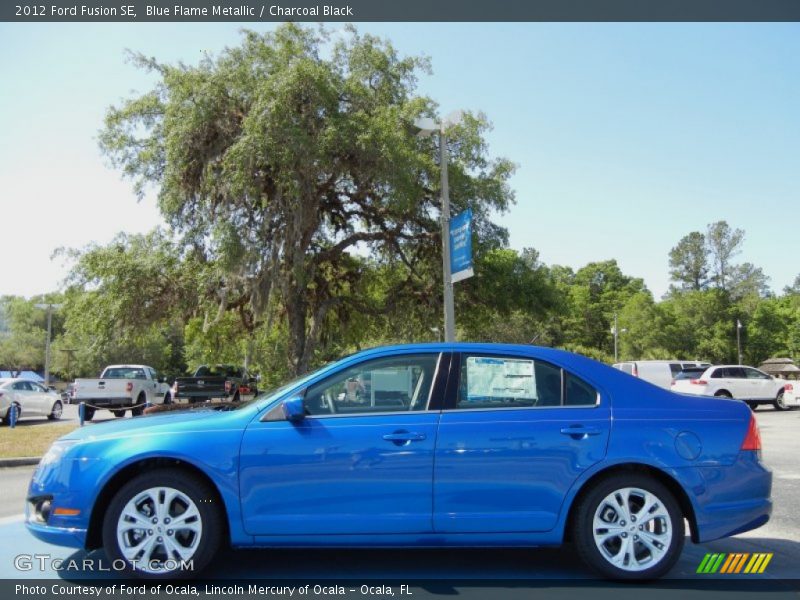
172;382;178;393
690;379;708;385
670;379;676;386
785;383;794;392
741;415;762;452
126;382;133;392
225;381;232;394
632;364;639;377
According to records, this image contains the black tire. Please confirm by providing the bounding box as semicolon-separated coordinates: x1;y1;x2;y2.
571;474;684;580
131;394;146;417
746;402;758;412
774;390;790;411
82;406;95;421
232;391;241;403
101;468;223;579
714;390;732;398
48;400;63;421
112;410;126;418
163;392;172;405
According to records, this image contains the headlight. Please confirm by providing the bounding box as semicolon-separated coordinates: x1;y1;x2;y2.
39;440;79;467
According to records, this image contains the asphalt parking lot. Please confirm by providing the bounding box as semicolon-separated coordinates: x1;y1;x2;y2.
0;408;797;590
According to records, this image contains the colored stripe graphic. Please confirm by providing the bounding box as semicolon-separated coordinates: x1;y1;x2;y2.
697;552;773;574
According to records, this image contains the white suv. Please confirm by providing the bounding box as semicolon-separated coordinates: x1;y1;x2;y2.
671;365;790;411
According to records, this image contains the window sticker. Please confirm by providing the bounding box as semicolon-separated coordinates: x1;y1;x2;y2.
466;357;536;401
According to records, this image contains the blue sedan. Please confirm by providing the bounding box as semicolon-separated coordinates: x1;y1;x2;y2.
26;344;771;580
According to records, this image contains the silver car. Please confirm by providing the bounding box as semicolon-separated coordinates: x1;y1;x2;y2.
0;378;63;424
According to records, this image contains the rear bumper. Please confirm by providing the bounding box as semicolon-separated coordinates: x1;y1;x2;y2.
74;397;133;407
689;451;772;542
175;391;230;400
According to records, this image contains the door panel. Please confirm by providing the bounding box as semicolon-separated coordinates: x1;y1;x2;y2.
239;352;449;536
240;413;439;535
433;353;610;533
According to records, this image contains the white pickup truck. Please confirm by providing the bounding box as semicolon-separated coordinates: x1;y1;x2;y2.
73;365;171;420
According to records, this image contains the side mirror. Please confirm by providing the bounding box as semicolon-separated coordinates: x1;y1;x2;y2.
281;395;306;422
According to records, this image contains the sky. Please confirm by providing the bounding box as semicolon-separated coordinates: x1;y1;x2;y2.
1;22;798;299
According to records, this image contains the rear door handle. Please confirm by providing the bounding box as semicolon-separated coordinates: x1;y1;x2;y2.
383;431;427;446
560;425;602;438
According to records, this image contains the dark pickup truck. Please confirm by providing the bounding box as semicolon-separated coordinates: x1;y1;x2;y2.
172;365;256;403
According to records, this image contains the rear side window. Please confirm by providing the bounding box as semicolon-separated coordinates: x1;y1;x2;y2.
675;368;705;380
104;368;146;379
456;355;597;409
565;372;597;406
668;363;682;376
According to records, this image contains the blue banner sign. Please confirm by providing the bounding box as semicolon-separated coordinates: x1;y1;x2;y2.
449;208;474;283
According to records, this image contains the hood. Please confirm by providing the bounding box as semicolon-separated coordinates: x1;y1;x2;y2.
61;409;240;442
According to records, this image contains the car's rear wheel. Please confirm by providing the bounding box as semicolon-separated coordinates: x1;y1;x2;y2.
81;406;95;421
48;400;63;421
102;469;222;578
112;410;126;418
714;390;732;398
774;390;790;411
131;394;146;417
572;475;684;580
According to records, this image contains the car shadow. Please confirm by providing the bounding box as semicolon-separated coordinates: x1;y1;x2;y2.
51;537;800;590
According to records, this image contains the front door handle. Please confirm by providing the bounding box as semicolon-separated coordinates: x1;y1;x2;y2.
560;425;602;439
383;430;427;446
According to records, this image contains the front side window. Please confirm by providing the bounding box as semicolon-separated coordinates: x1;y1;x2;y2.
304;354;439;416
456;355;597;409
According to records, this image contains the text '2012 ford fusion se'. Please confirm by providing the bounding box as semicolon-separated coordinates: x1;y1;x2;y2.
26;343;771;580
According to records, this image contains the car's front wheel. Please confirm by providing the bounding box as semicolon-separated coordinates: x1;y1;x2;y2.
102;469;222;578
48;400;63;421
572;475;684;580
774;390;790;411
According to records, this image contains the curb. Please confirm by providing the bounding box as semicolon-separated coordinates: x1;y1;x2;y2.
0;457;41;467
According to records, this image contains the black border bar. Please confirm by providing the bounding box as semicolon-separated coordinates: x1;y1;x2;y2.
4;0;800;22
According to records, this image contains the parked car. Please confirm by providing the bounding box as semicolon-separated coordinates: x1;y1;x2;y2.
0;378;63;424
612;360;711;389
172;364;251;403
60;383;76;405
73;365;171;420
27;343;771;580
671;364;788;410
779;380;800;408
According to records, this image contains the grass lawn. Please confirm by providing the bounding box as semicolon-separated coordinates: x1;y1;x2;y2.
0;423;79;458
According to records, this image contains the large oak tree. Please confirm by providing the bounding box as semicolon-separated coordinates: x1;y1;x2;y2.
100;25;514;374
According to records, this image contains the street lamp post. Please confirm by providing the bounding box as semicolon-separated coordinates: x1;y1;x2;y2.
34;302;64;386
737;319;743;365
611;313;627;363
413;111;464;343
